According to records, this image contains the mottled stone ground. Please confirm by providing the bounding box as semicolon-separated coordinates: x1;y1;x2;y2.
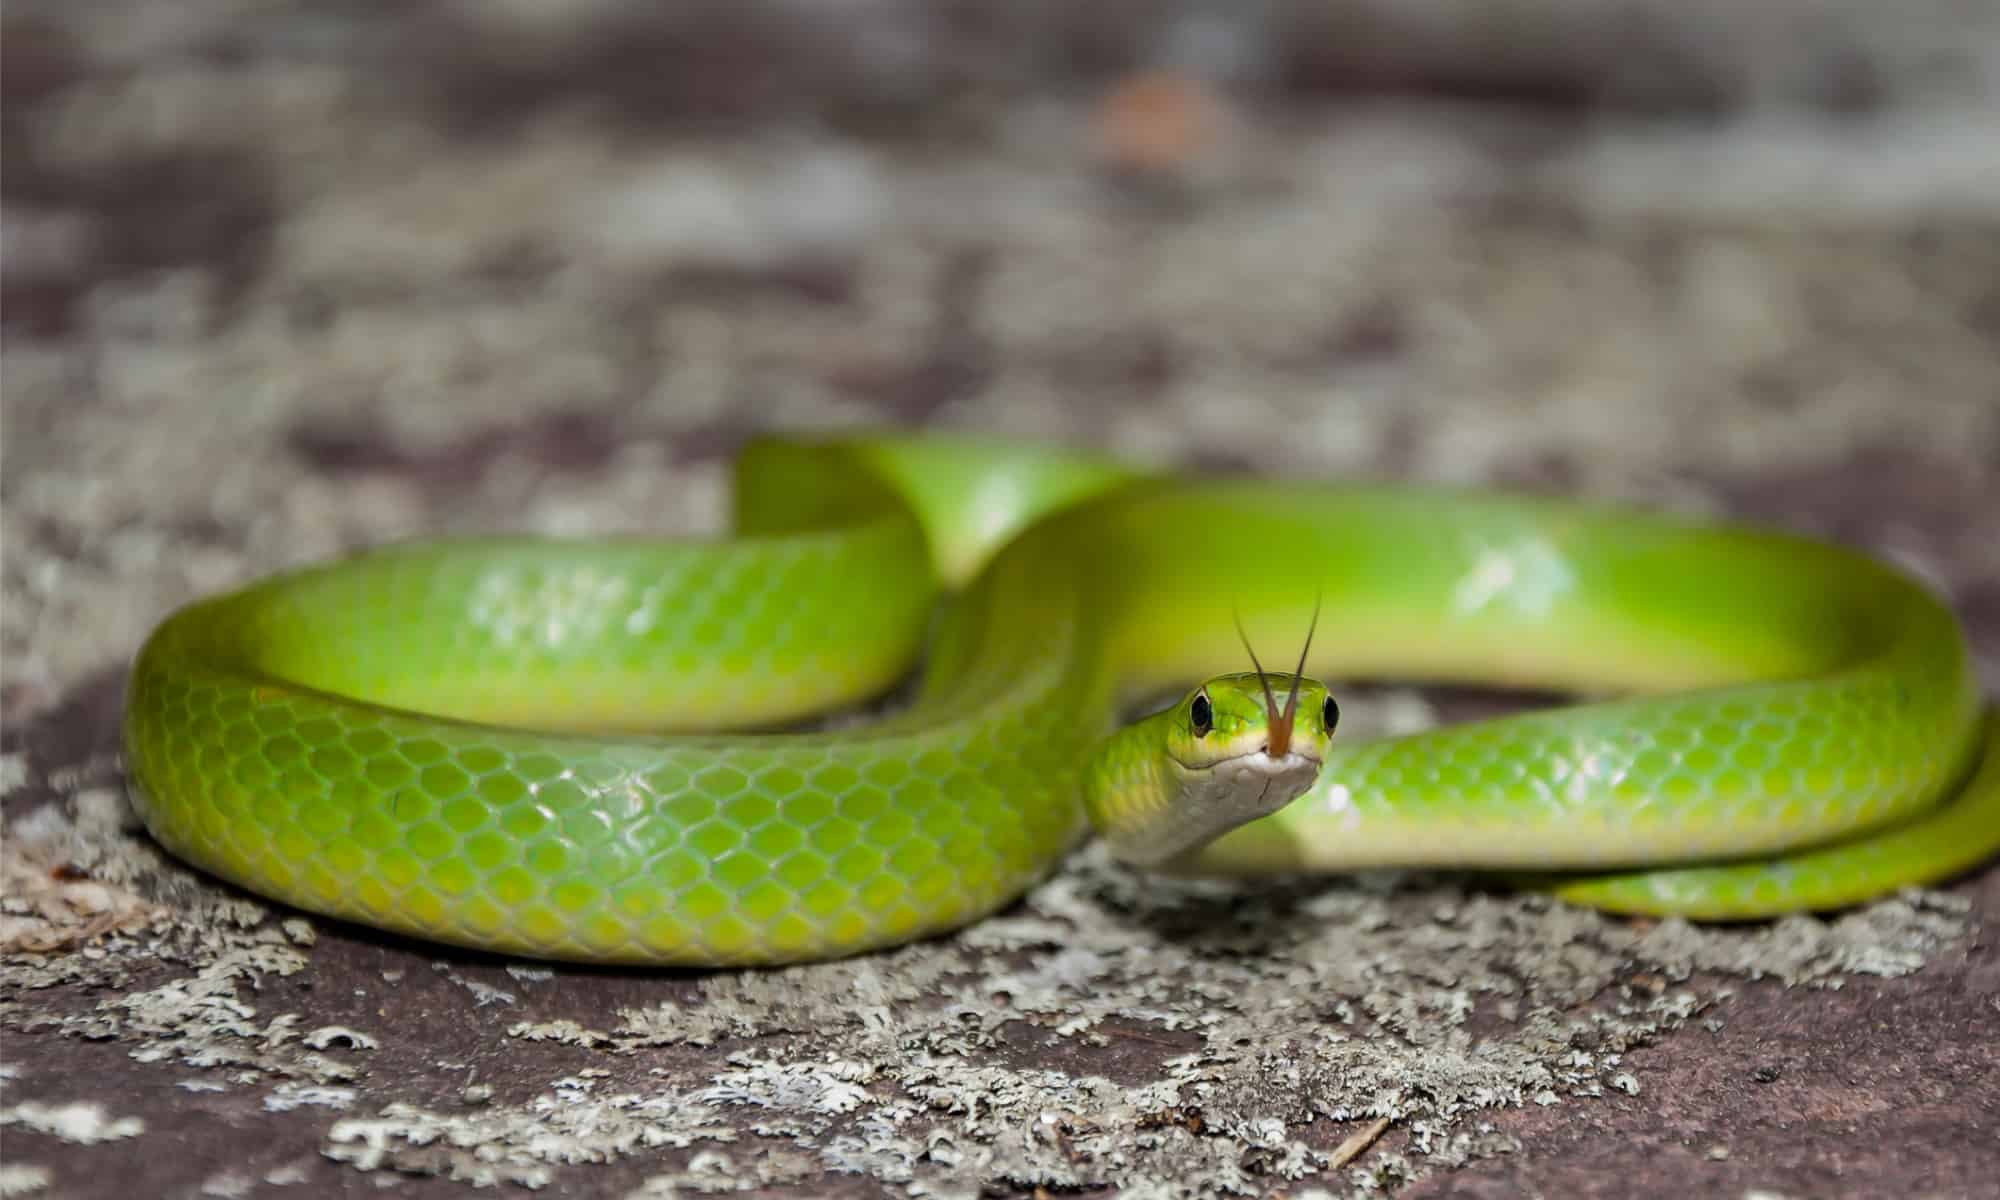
4;3;1998;1197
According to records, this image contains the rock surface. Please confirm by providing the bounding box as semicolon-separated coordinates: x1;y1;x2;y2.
4;3;1997;1197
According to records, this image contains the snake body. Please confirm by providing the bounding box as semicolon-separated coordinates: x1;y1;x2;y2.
123;435;2000;964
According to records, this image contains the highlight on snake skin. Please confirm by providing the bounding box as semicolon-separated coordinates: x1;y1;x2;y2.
122;434;2000;965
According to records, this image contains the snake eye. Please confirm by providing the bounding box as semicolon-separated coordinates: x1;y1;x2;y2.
1322;694;1339;732
1190;690;1213;737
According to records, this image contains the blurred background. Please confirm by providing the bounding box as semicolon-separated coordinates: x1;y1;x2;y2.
4;0;1998;713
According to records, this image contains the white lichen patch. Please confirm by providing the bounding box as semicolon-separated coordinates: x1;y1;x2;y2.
1;752;405;1141
432;962;517;1008
0;1164;52;1197
263;1084;359;1113
508;1018;613;1048
0;798;165;955
4;934;362;1093
261;1161;314;1187
196;1169;255;1198
0;1100;145;1144
0;780;282;990
325;1089;743;1190
625;1146;819;1197
698;1057;875;1115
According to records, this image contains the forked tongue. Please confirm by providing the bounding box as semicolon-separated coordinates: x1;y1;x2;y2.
1234;599;1320;758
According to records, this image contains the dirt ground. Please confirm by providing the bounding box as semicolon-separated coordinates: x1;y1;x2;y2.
4;3;1998;1197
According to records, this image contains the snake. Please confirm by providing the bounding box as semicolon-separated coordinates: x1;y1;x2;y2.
122;434;2000;966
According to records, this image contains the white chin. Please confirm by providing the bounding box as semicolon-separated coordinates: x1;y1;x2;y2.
1212;751;1322;802
1116;751;1324;867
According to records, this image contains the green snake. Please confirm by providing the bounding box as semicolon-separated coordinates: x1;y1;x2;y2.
123;435;2000;965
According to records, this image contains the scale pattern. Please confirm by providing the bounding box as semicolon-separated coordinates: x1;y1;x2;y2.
123;437;2000;962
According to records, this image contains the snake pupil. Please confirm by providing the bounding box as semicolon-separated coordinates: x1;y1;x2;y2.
1190;691;1213;737
1322;694;1339;731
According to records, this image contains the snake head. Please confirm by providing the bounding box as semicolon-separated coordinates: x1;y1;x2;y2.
1103;671;1340;867
1167;672;1339;770
1097;602;1342;867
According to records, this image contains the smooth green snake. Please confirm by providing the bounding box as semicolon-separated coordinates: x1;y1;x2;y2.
123;435;2000;965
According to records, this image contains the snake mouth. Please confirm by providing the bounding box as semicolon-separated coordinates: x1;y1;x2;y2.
1215;749;1323;805
1123;747;1325;867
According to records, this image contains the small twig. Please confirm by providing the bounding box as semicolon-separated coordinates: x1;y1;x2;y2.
1327;1116;1393;1170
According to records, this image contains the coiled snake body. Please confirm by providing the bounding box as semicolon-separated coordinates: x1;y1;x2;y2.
124;436;2000;964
